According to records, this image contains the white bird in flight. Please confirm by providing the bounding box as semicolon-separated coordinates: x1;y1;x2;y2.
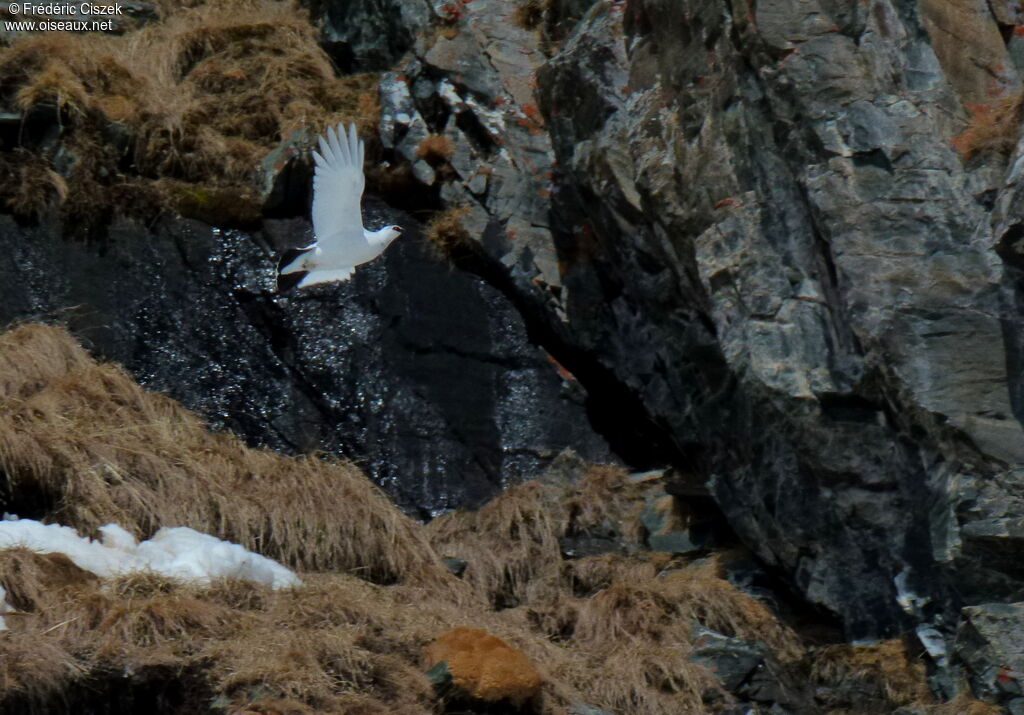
278;123;403;289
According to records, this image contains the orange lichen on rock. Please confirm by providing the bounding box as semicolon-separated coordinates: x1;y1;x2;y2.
952;92;1024;159
422;626;543;704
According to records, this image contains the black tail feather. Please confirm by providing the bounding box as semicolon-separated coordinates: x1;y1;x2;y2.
278;246;313;273
277;271;307;292
276;246;314;292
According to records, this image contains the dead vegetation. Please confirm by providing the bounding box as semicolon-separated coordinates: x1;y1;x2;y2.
512;0;550;30
809;638;932;712
0;0;380;231
0;323;978;712
424;205;473;256
0;323;444;585
952;92;1024;160
415;134;456;164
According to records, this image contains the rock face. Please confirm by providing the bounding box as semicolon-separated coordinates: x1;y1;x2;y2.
0;207;610;514
369;0;1024;698
956;603;1024;702
303;0;435;72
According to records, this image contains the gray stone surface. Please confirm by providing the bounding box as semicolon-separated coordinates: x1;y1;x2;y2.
8;0;1024;704
956;602;1024;702
690;628;765;693
384;0;1024;688
523;0;1024;648
305;0;435;72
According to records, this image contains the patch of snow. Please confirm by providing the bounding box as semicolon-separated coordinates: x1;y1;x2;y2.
0;517;300;590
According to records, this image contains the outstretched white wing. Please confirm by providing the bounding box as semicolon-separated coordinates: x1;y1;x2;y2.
312;122;365;246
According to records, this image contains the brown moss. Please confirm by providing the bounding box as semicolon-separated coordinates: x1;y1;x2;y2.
423;627;543;704
0;0;381;231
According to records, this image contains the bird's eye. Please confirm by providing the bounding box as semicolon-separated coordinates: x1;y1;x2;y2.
391;225;402;232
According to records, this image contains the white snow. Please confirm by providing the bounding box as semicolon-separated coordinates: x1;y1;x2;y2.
0;516;300;590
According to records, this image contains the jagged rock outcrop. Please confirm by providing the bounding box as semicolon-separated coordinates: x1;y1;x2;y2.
374;0;1024;702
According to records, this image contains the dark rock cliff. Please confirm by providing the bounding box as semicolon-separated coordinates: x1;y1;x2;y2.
0;205;611;513
364;0;1024;704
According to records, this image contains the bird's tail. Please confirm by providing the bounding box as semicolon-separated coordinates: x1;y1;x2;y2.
278;245;315;275
296;267;355;288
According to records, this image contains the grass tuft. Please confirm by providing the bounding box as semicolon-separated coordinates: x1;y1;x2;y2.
0;0;381;232
512;0;549;30
0;325;952;714
415;134;455;164
424;205;473;257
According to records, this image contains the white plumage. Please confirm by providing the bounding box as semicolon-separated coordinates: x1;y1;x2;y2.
279;123;403;289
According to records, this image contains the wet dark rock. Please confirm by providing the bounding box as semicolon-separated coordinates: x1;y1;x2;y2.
260;128;315;219
691;627;805;712
0;206;611;514
7;0;1024;704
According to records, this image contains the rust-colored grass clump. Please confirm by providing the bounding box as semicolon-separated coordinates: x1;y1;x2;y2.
423;626;542;704
952;92;1024;160
415;133;455;164
0;0;380;229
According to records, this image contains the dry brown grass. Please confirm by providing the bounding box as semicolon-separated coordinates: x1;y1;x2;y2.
0;323;445;585
809;638;933;712
0;552;437;713
415;134;455;164
952;92;1024;160
0;150;68;220
0;0;380;230
424;205;473;256
512;0;549;30
426;467;803;713
0;324;949;713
